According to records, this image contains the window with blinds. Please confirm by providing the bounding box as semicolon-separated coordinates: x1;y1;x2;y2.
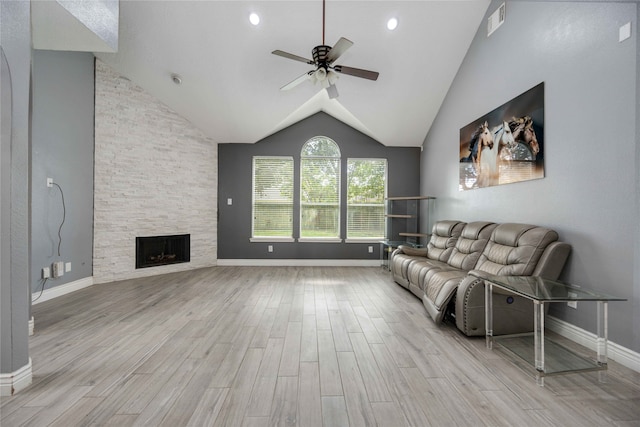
300;137;341;239
252;156;294;238
347;159;387;239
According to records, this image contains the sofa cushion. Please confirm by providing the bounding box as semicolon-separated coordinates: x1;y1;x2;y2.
446;221;497;271
406;258;453;298
418;221;496;322
426;220;466;262
391;220;465;288
475;223;559;276
390;248;428;288
422;269;469;323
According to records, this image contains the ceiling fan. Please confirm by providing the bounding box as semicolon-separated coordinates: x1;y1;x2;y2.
272;0;379;99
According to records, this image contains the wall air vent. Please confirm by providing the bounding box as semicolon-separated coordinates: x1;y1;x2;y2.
487;2;506;37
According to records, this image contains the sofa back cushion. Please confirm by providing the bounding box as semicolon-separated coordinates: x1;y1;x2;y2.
474;223;559;276
426;220;466;262
446;221;497;271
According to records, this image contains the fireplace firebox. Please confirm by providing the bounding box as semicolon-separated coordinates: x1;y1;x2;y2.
136;234;190;269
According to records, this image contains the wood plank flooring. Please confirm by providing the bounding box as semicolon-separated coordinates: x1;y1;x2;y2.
1;266;639;426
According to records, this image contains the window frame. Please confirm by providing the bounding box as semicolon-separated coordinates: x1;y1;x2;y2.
298;137;342;242
250;155;295;243
345;158;388;243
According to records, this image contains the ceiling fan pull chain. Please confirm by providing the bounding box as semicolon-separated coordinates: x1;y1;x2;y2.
322;0;325;45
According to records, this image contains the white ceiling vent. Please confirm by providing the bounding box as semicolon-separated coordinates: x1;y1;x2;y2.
487;3;505;37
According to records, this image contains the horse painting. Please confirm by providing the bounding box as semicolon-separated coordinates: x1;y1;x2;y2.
477;121;513;187
460;121;493;164
509;116;539;160
473;121;493;166
458;82;545;191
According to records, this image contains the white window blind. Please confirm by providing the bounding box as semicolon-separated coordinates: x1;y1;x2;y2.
252;156;294;238
347;159;387;239
300;137;341;239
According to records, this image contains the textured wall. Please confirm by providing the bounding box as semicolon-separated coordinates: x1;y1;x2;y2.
94;61;217;283
421;1;638;351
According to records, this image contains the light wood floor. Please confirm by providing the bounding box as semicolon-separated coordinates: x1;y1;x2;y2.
1;266;639;426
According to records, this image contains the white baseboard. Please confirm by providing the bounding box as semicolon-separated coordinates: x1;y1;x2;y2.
216;259;381;267
32;276;94;305
0;358;32;396
546;315;640;373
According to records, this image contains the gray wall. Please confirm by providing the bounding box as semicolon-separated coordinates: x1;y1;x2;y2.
421;1;638;351
218;112;420;260
31;50;95;294
1;1;31;376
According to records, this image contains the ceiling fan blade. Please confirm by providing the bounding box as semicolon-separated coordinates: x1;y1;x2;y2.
272;50;314;65
280;71;313;91
333;65;379;81
326;37;353;64
326;83;339;99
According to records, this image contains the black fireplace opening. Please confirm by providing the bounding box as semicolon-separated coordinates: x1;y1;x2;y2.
136;234;190;269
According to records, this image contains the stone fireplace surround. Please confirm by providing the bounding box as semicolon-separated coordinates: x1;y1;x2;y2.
93;61;217;284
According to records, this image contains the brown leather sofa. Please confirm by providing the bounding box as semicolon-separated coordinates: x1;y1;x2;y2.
390;220;571;336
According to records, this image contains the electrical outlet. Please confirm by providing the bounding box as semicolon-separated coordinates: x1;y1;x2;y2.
368;246;374;253
65;262;72;272
46;177;53;187
268;245;273;253
52;261;64;278
42;267;50;279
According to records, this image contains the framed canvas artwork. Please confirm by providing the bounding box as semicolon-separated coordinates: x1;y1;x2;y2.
459;82;544;191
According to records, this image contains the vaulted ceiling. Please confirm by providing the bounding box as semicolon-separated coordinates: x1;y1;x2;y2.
35;1;491;146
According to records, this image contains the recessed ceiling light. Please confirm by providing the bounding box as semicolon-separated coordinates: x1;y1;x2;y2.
387;17;398;31
171;74;182;85
249;13;260;26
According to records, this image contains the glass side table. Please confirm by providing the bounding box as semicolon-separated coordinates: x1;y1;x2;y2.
470;272;627;386
379;240;423;270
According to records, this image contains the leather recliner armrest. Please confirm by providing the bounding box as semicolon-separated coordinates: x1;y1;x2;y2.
532;241;571;280
396;245;428;257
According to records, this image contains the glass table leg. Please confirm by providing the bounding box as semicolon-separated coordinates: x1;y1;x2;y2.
534;300;545;386
597;301;609;383
485;281;493;349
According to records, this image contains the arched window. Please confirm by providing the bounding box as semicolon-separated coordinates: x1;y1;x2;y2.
300;137;341;239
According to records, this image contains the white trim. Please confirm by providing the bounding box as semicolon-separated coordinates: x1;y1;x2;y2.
249;237;295;243
28;316;34;336
32;276;94;305
0;358;32;396
297;238;342;243
546;315;640;373
344;238;383;244
217;259;380;267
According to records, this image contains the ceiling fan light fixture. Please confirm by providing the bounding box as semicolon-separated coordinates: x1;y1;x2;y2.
315;67;327;81
249;13;260;26
272;0;379;98
327;70;338;85
387;17;398;31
